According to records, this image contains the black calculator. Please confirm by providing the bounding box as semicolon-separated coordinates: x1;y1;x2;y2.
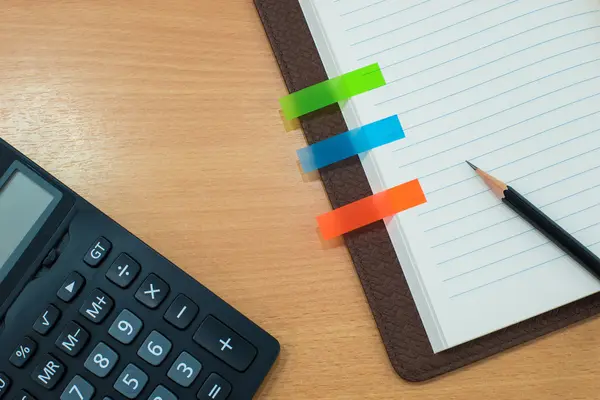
0;138;280;400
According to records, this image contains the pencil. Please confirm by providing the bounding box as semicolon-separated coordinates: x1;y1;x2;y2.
466;160;600;281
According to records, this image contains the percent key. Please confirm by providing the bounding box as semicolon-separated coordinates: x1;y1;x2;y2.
9;337;37;368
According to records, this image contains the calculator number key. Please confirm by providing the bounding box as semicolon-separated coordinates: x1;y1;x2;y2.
149;385;177;400
114;364;148;399
109;310;143;345
167;352;202;388
84;237;112;267
61;376;95;400
9;337;37;368
33;305;61;336
84;342;119;378
137;331;172;366
0;372;10;398
197;373;232;400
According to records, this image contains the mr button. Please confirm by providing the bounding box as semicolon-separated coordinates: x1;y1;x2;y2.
193;316;257;372
31;354;66;390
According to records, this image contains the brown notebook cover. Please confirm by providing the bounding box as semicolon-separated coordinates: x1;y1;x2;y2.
254;0;600;382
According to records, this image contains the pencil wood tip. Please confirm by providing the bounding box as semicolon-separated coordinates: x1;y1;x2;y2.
465;160;477;170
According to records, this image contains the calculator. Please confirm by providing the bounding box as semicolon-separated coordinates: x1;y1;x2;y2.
0;138;280;400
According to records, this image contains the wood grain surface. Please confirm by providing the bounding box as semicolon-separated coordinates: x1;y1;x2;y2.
2;1;600;399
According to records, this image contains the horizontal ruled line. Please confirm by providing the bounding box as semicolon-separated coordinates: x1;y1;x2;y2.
417;110;600;183
345;0;431;28
425;162;600;232
395;85;600;171
378;20;600;90
359;0;569;60
444;212;600;282
450;240;600;299
351;0;480;46
435;176;600;264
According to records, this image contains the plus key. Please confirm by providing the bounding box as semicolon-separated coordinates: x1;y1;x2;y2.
193;316;257;372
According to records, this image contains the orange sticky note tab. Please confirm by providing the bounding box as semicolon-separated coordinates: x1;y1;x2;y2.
317;179;426;240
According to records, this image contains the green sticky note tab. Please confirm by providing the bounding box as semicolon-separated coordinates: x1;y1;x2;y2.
279;63;386;120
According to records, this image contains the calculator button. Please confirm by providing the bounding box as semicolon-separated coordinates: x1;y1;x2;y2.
31;354;66;390
55;322;90;357
106;254;141;288
61;376;95;400
57;272;85;303
103;398;114;400
84;237;112;267
114;364;148;399
135;275;170;309
148;385;177;400
14;390;36;400
164;295;199;330
197;373;231;400
193;316;257;372
9;337;37;368
167;352;202;388
109;309;143;344
0;373;10;398
79;289;114;323
84;342;119;378
137;331;172;366
32;305;61;335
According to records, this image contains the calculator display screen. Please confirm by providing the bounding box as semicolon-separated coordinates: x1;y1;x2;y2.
0;170;60;281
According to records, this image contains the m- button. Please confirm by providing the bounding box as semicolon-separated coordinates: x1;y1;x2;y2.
193;316;257;372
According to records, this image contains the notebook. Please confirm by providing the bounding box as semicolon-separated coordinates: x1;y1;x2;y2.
256;0;600;379
295;0;600;353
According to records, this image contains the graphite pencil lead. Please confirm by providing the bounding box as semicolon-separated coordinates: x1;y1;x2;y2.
465;160;478;170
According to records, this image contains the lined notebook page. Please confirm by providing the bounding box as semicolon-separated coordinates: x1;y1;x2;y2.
301;0;600;351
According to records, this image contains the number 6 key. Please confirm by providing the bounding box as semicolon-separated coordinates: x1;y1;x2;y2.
137;331;172;366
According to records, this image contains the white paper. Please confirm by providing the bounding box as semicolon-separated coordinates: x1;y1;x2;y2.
300;0;600;351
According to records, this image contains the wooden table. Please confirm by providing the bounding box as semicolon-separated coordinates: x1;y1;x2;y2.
2;1;600;399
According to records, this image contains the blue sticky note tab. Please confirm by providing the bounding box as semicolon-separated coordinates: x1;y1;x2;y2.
297;115;405;173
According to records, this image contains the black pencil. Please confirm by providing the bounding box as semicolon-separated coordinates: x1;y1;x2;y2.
466;160;600;282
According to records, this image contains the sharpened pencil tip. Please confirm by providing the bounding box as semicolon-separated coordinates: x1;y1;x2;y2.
465;160;477;170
